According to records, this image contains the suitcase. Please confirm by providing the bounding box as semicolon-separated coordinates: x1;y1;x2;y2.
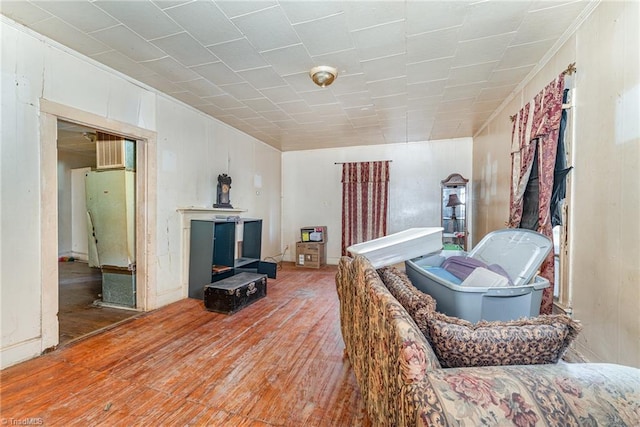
204;272;267;314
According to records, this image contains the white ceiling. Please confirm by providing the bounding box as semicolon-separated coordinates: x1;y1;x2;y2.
1;1;594;151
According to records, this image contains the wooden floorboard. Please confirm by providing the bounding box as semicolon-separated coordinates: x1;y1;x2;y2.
1;263;371;426
58;261;141;347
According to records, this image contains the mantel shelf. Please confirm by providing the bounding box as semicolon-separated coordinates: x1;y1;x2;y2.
177;206;247;214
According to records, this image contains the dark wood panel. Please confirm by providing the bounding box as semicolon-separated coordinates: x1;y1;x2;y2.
1;263;371;426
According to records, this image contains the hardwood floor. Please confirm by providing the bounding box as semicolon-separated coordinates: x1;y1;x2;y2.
58;261;141;347
1;263;371;426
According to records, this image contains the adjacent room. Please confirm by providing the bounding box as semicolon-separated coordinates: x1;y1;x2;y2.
1;1;638;425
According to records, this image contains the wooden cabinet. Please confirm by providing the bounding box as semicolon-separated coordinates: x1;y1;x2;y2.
295;242;326;269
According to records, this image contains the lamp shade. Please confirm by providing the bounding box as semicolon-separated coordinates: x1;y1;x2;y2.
446;193;462;207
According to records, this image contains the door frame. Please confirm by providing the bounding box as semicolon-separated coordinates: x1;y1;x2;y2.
39;99;157;351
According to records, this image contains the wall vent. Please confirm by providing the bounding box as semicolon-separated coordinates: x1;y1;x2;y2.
96;132;135;170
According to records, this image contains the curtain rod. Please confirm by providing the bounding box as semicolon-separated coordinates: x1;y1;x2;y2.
510;63;577;122
563;62;577;75
334;160;393;165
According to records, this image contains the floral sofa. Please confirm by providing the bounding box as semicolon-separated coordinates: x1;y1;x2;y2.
336;255;640;427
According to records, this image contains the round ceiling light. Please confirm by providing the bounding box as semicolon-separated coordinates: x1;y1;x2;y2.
309;65;338;87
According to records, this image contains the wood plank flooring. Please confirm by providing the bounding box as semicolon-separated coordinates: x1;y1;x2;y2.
1;263;371;426
58;261;141;347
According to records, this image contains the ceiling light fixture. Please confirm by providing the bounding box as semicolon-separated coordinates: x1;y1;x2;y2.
309;65;338;87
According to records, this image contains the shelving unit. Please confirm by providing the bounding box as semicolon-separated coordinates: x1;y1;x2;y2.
188;218;274;299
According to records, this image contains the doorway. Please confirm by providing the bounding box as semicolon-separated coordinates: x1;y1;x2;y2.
56;121;139;346
39;99;157;353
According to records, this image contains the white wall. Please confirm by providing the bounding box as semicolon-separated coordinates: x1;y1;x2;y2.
282;138;472;264
1;17;281;368
473;1;639;367
57;152;95;258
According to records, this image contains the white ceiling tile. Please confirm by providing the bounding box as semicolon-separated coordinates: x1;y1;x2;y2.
207;93;244;109
215;0;278;19
343;1;405;31
443;83;484;101
164;1;242;46
361;53;407;82
177;78;224;97
351;19;406;61
142;56;201;82
406;1;471;35
335;91;374;109
473;99;503;113
458;1;530;41
448;61;498;86
152;32;218;67
260;85;300;104
232;6;301;52
497;39;556;70
208;38;268;71
452;32;516;68
407;80;446;99
279;1;344;24
197;104;225;116
298;89;338;107
329;73;368;95
190;62;244;86
90;50;157;79
0;1;52;25
275;100;311;115
349;114;382;127
407;57;454;84
222;106;259;119
91;25;166;61
152;1;192;9
136;74;184;93
261;44;314;76
365;76;406;99
513;2;592;45
488;65;534;87
244;115;279;129
29;17;110;56
238;67;286;90
407;27;462;63
93;0;181;40
407;95;442;110
260;109;293;122
32;1;118;32
169;91;207;106
372;93;408;110
219;82;263;100
476;84;518;102
293;13;354;56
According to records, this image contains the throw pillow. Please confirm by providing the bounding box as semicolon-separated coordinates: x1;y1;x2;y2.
423;311;582;368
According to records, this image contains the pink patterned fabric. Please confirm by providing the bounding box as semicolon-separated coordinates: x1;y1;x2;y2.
509;73;565;314
341;161;390;256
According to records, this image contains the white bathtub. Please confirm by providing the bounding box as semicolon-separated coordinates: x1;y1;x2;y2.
347;227;443;268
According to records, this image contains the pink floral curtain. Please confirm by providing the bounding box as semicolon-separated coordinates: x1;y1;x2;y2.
509;73;566;314
341;161;390;256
